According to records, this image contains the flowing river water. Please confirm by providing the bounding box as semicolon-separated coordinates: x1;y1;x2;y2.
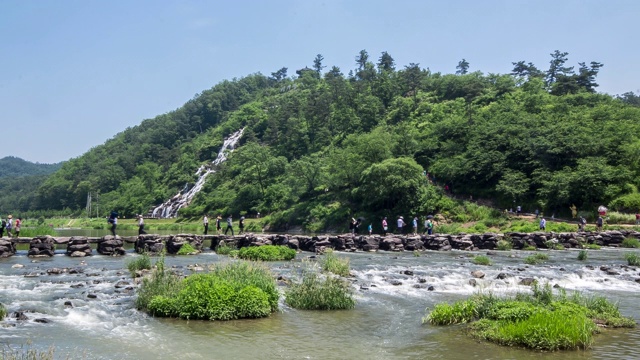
1;239;639;359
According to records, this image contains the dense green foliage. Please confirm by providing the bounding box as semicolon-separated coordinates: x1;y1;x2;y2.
237;245;296;261
285;272;356;310
0;157;62;178
424;284;634;351
4;51;640;230
138;260;278;320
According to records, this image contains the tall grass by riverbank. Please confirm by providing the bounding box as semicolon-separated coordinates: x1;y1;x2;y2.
424;283;635;351
285;271;356;310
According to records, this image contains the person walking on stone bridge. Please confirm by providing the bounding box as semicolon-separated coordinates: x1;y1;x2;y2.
137;215;147;235
225;215;234;236
216;215;222;234
5;215;13;238
203;214;209;235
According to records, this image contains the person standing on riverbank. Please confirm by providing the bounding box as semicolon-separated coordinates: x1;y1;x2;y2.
412;217;418;235
137;215;147;235
539;217;546;231
216;215;222;234
203;214;209;235
225;215;234;235
382;217;388;236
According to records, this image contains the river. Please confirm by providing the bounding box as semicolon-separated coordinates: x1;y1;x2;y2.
1;242;639;359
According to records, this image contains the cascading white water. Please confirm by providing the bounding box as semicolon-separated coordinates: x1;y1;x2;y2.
151;128;244;218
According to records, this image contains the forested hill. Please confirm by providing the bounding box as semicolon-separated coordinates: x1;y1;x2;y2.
0;157;62;178
23;50;640;230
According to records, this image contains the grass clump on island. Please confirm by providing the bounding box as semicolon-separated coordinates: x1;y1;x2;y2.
472;255;492;266
496;240;512;251
320;250;351;276
524;253;549;265
621;237;640;248
0;303;6;320
237;245;296;261
424;283;635;351
577;250;588;261
176;243;198;255
1;344;56;360
625;253;640;266
285;271;356;310
126;252;152;276
136;257;279;320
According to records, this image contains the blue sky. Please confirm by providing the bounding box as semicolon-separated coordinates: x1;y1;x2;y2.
1;0;638;163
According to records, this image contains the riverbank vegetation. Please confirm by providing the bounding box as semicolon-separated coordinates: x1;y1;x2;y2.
0;303;6;320
2;50;639;234
237;245;296;261
137;259;279;320
424;283;635;351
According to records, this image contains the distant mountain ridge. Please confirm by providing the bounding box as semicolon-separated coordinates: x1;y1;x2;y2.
0;156;63;178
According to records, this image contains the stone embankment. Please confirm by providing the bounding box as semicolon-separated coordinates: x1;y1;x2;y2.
1;230;639;258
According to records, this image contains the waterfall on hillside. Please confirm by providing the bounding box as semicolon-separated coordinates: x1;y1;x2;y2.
151;128;244;218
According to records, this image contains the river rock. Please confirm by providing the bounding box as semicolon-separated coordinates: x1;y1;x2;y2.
13;312;29;321
97;237;126;256
519;277;536;286
0;239;17;257
469;279;477;287
496;273;510;280
12;264;24;268
34;318;51;323
471;270;485;279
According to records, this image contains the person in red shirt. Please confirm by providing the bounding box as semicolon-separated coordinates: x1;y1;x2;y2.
15;217;22;238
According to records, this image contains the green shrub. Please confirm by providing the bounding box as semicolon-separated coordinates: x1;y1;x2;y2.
285;272;356;310
0;303;6;320
625;253;640;266
577;250;588;261
413;250;421;257
126;253;152;276
237;245;296;261
176;243;198;255
523;245;537;251
524;253;549;265
141;261;278;320
425;285;634;351
216;243;236;255
425;300;477;325
472;255;492;266
496;240;512;251
621;237;640;248
321;250;350;276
